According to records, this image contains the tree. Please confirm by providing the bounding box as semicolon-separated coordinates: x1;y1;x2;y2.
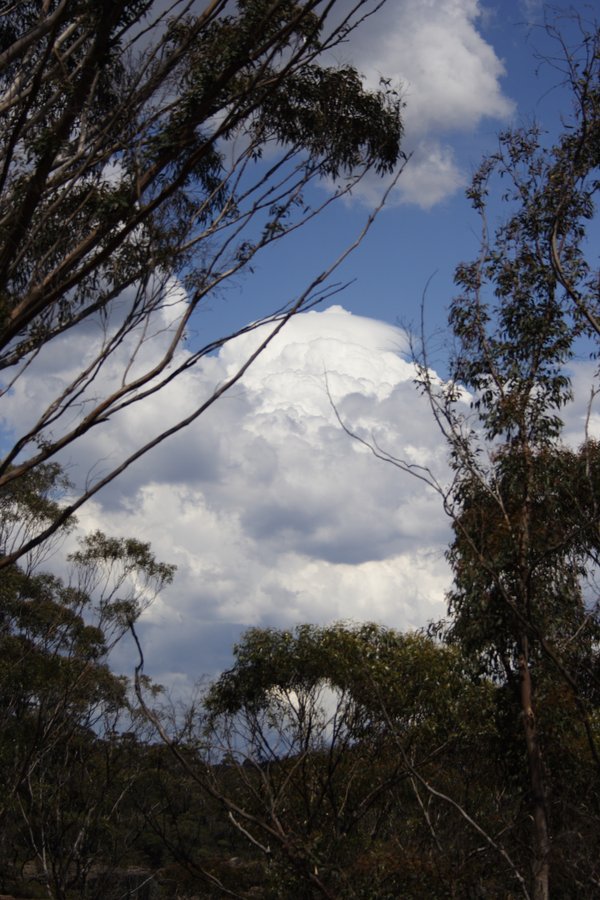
410;19;600;899
0;465;174;897
135;621;508;897
330;16;600;897
0;0;404;568
440;447;600;897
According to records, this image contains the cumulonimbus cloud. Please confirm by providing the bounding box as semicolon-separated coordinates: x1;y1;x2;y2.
48;306;453;690
4;299;597;692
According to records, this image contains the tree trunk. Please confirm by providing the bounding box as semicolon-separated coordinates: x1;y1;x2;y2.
519;635;550;900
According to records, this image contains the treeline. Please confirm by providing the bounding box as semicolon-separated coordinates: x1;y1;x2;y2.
1;428;600;898
1;539;598;898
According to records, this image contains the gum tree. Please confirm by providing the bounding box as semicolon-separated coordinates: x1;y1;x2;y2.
0;534;174;896
0;0;404;567
334;17;600;897
135;621;501;897
416;19;600;898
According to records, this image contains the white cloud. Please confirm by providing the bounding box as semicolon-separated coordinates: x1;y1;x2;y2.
6;301;599;695
31;306;454;691
368;140;465;209
562;360;600;446
350;0;514;134
333;0;515;207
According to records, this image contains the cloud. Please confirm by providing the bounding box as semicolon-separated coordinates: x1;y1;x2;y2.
349;0;514;134
333;0;515;207
562;360;600;446
28;306;454;692
355;140;465;209
518;0;544;20
6;299;599;695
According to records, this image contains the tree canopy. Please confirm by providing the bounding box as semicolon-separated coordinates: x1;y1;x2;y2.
413;20;600;899
0;462;174;896
0;0;403;567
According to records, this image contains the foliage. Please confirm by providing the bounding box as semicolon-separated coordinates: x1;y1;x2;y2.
0;464;173;897
202;623;501;898
415;17;600;899
0;0;404;568
445;443;600;671
207;621;483;738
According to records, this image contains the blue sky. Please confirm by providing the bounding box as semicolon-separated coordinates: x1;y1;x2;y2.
195;0;593;359
4;0;599;695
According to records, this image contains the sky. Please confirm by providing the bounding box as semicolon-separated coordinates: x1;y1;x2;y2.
4;0;600;695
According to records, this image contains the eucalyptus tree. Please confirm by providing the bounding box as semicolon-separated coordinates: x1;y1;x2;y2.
0;0;404;568
134;621;501;897
413;20;600;899
328;18;600;897
0;462;174;896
